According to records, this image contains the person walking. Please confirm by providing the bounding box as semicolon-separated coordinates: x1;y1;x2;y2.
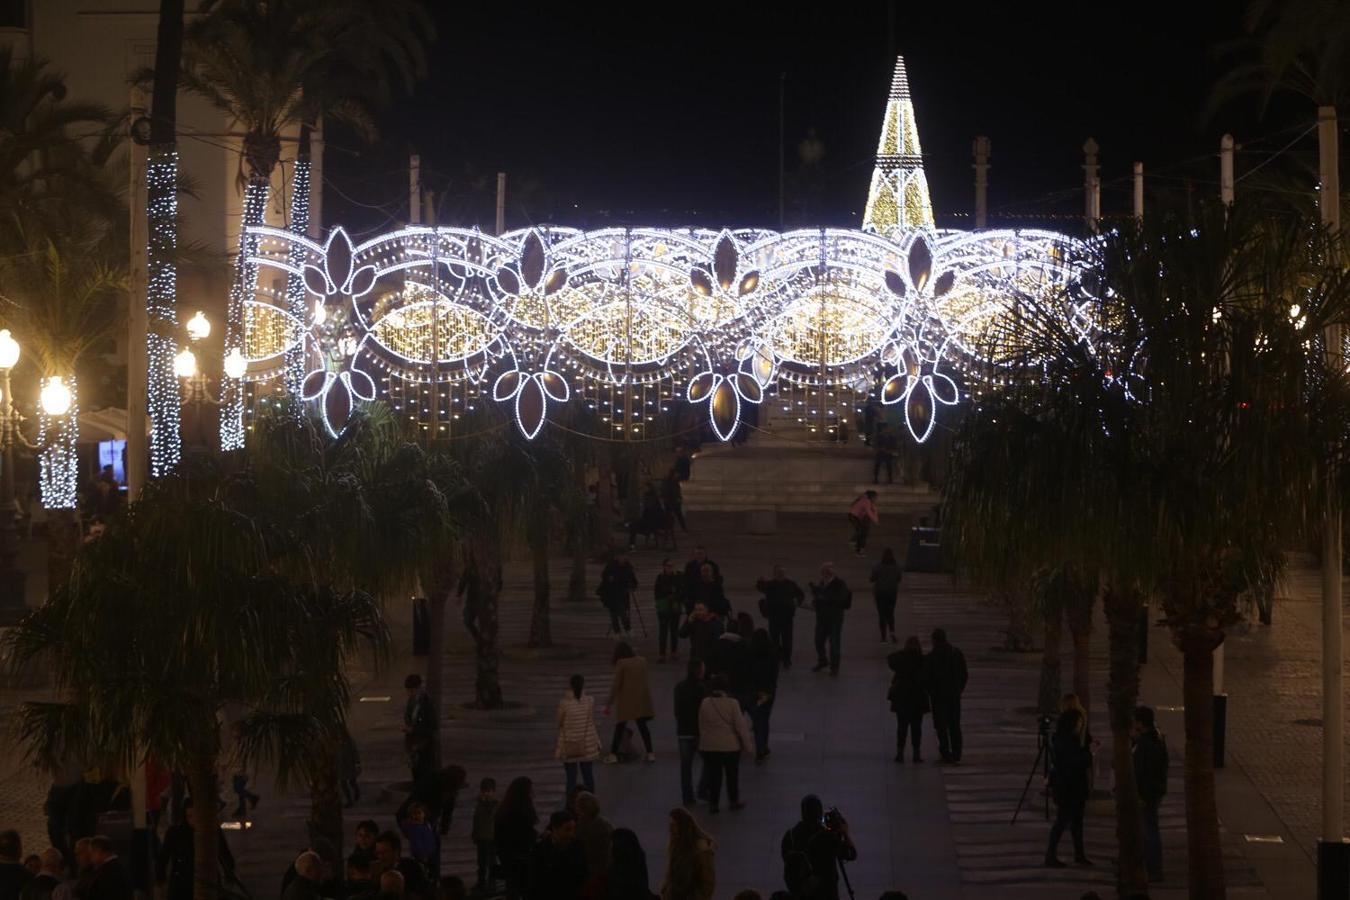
696;675;752;813
471;779;498;896
654;560;685;662
686;564;729;619
682;547;720;588
846;491;879;557
870;548;902;644
1132;705;1169;883
747;629;779;763
755;566;804;668
808;563;852;676
925;627;968;763
1044;708;1093;868
659;809;714;900
887;636;928;763
673;658;707;808
599;553;639;637
678;603;723;663
494;778;538;900
604;828;656;900
604;643;656;763
660;471;688;534
556;674;603;794
402;674;436;781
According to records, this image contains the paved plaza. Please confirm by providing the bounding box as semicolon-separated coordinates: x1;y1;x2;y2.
0;509;1338;897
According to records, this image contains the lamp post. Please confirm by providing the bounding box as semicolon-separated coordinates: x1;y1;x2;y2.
0;329;23;623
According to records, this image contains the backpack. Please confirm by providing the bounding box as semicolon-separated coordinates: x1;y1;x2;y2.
782;826;827;897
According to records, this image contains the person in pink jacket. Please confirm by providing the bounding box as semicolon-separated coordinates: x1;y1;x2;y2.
847;490;879;556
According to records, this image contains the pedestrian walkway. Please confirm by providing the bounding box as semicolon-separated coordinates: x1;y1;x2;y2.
0;511;1305;897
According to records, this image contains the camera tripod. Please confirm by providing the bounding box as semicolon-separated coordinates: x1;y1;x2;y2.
836;857;856;900
1011;715;1052;825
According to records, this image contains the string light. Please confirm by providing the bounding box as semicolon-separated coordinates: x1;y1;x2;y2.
284;157;311;399
221;181;269;450
146;150;182;474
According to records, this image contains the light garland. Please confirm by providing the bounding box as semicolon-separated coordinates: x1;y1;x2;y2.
284;157;311;400
220;180;269;451
239;55;1089;445
146;150;182;475
37;375;78;510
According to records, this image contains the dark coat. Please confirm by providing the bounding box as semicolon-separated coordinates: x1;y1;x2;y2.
1050;731;1093;806
1133;728;1170;803
687;578;729;618
599;561;638;608
756;578;804;621
0;864;31;900
673;677;707;738
494;811;538;870
749;646;780;698
18;874;60;900
708;634;749;691
678;615;723;662
85;859;130;900
924;641;968;699
886;649;929;717
157;824;235;900
810;578;852;620
524;837;587;900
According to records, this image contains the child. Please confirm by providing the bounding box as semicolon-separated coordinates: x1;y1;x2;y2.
471;778;498;892
400;802;439;877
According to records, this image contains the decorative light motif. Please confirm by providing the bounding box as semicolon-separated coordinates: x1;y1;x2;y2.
37;375;77;510
862;57;934;235
146;150;182;474
240;56;1089;444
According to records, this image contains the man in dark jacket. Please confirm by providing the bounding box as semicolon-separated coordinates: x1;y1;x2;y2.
598;552;638;636
157;800;235;900
282;853;324;900
925;628;969;763
18;849;63;900
779;795;857;900
808;564;852;675
403;674;436;781
687;562;729;619
83;838;128;900
683;547;721;591
756;565;805;668
0;831;32;900
673;659;707;807
525;811;586;900
1132;705;1169;883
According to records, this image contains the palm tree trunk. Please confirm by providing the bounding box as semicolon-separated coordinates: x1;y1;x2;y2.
1104;584;1147;896
1066;586;1095;713
423;557;455;768
1038;602;1063;716
527;522;551;648
1178;623;1226;899
474;544;503;709
568;462;590;601
307;736;344;862
189;757;220;900
283;123;313;402
221;146;273;450
45;509;79;599
596;457;615;555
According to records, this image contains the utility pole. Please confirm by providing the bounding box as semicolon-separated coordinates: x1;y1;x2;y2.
778;72;786;231
1213;132;1236;771
1318;102;1348;900
409;154;421;226
496;172;507;236
1082;138;1100;232
127;87;149;502
1132;162;1144;221
973;136;990;229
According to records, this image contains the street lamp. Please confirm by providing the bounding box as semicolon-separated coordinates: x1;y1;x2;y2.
0;331;23;622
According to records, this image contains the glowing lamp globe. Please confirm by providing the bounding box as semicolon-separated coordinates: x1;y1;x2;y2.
186;311;211;342
173;347;198;378
223;348;247;380
0;330;19;370
39;377;72;416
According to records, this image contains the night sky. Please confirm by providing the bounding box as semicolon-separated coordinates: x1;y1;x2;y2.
324;2;1305;236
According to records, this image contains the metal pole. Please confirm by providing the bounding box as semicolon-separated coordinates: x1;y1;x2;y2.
1220;134;1235;207
973;136;990;229
1317;103;1348;900
1132;162;1144;221
1082;138;1100;232
495;172;506;236
409;154;421;226
0;367;23;624
127;87;149;502
778;72;786;230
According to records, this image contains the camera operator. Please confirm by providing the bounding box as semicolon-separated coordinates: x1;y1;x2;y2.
780;795;857;900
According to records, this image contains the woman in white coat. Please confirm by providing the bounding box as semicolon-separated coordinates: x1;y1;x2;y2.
697;674;753;813
557;673;602;795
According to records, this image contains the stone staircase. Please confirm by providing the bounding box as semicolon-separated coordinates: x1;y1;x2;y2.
680;432;940;514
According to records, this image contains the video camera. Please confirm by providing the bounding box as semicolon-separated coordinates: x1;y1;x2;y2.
822;806;846;832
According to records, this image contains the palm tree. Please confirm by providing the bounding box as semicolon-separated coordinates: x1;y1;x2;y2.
244;402;452;855
181;0;433;449
4;453;383;900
